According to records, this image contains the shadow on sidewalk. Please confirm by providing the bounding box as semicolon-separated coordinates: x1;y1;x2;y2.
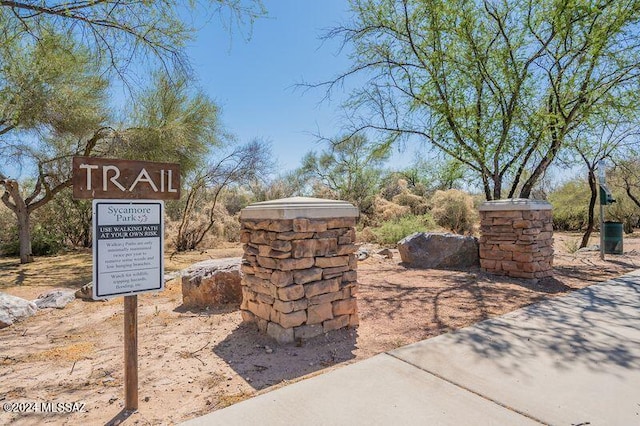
444;273;640;373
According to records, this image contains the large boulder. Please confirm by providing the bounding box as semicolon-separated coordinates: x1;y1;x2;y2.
0;292;38;329
181;258;242;309
398;232;479;269
33;289;76;309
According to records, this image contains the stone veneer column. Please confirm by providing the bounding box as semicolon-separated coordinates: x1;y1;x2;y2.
479;199;554;280
238;197;359;344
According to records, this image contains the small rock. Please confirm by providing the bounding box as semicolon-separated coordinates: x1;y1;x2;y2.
144;396;150;402
75;283;108;302
164;272;181;282
576;245;599;253
33;289;76;309
265;346;273;354
356;249;369;261
376;248;393;259
75;283;93;300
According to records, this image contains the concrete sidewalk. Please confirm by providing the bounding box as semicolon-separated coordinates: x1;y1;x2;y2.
183;270;640;425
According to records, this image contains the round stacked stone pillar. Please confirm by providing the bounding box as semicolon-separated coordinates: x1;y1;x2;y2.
239;197;359;344
479;199;554;280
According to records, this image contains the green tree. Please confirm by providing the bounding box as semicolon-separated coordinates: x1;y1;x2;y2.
567;111;639;247
122;73;251;252
323;0;640;200
300;134;390;214
119;74;224;175
610;158;640;233
0;1;264;263
0;34;111;263
0;1;265;80
547;178;591;232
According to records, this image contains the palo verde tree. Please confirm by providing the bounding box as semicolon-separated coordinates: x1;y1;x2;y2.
121;72;254;252
118;74;223;174
322;0;640;200
0;1;264;263
0;1;265;81
0;34;112;263
300;134;390;215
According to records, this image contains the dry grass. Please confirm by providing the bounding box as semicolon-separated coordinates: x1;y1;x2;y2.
0;252;92;291
25;342;95;363
216;392;254;409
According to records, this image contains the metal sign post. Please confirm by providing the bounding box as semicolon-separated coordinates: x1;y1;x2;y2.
74;157;179;414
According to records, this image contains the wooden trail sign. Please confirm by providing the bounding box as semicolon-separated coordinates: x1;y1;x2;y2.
73;156;180;413
73;156;180;200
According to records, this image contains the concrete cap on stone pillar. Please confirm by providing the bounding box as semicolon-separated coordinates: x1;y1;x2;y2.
240;197;359;220
479;198;552;211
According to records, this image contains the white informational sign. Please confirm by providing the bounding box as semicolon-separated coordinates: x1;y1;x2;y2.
93;200;164;299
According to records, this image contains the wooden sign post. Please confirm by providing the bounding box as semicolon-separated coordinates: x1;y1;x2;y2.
124;295;138;410
73;157;180;412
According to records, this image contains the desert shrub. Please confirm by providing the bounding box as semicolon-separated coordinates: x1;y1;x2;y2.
369;214;436;245
562;238;581;254
31;225;64;255
356;226;377;243
34;188;92;248
392;191;430;215
429;189;478;235
223;189;252;215
0;204;16;254
0;225;18;256
373;196;411;222
171;202;244;249
379;177;408;200
547;179;590;231
222;215;241;242
1;225;63;257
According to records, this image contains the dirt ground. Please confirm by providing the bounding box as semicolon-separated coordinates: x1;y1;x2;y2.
1;234;639;425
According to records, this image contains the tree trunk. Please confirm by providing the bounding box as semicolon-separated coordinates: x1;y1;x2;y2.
580;168;597;248
17;208;33;263
1;179;34;264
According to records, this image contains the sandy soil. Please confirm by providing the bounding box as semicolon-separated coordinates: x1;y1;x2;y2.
0;233;639;425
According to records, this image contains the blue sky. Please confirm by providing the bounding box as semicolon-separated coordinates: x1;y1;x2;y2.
184;0;409;172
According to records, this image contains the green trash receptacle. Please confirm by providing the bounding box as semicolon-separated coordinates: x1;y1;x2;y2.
603;221;623;254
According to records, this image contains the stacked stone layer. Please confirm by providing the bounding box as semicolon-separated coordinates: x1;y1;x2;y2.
239;217;358;343
479;209;554;279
